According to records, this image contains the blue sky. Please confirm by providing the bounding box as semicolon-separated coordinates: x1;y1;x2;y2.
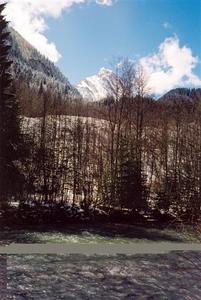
46;0;201;84
3;0;201;94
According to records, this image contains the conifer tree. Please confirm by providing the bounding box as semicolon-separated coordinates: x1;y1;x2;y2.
117;135;148;212
0;3;22;206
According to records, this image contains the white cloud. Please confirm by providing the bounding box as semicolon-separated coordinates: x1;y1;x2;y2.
96;0;113;5
140;36;201;95
1;0;114;63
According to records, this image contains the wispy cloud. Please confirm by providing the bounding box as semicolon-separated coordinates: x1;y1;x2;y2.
162;22;172;29
1;0;114;63
96;0;113;5
140;36;201;95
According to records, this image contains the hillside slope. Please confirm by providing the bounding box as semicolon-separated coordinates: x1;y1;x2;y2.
9;27;81;99
159;88;201;102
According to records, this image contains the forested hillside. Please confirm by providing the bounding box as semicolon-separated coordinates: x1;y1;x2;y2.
18;85;201;224
8;27;81;116
1;16;201;225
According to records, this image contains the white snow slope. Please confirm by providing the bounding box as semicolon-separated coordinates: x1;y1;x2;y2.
76;68;117;102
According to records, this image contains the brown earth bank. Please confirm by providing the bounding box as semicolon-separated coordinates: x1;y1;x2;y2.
0;201;198;227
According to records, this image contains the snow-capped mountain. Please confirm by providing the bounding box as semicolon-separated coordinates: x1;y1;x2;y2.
9;27;81;99
76;68;117;102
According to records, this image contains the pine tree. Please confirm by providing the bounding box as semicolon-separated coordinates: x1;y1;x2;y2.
117;135;148;212
0;3;23;206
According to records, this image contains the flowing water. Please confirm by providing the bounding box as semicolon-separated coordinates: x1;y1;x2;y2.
0;223;200;245
0;224;200;299
6;252;201;299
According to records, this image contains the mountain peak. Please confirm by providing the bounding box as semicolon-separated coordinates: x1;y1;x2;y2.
76;68;116;102
98;67;113;76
